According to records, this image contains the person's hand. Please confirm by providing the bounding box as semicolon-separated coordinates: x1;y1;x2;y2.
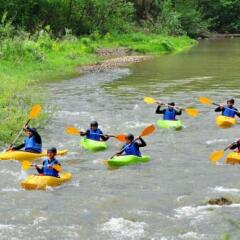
156;101;163;105
6;146;13;152
220;104;224;108
135;136;141;140
32;163;38;168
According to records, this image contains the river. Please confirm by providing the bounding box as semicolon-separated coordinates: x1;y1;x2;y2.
1;38;240;240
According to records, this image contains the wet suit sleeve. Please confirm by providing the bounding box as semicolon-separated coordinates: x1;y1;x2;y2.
229;143;238;150
175;109;182;115
12;143;25;150
234;108;240;118
80;130;88;136
155;106;165;114
215;106;223;112
35;160;45;174
136;137;147;147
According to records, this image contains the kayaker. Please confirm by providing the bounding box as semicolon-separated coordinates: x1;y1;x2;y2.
80;121;109;141
33;147;61;177
229;139;240;152
215;99;240;118
114;134;146;157
8;126;42;153
155;102;182;120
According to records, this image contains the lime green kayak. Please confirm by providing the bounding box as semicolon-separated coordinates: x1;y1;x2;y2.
107;155;150;167
80;138;107;152
157;119;183;130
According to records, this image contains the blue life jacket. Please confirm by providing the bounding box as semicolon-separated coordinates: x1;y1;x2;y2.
42;158;60;177
86;129;103;141
222;107;237;118
124;142;141;157
24;136;42;153
163;109;177;120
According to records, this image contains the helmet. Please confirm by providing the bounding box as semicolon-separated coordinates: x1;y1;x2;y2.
47;147;57;154
90;121;98;127
168;102;175;107
126;133;134;141
227;99;234;104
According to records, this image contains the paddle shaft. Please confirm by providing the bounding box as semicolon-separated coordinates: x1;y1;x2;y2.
10;119;31;148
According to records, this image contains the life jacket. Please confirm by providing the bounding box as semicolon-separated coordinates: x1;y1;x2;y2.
42;159;60;177
124;142;141;157
24;136;42;153
163;109;177;120
86;129;102;141
222;107;237;118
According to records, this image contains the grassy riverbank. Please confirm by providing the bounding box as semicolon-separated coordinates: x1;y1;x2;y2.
0;31;196;144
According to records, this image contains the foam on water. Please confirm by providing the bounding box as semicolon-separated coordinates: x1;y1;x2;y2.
178;231;208;239
1;188;21;192
211;186;240;193
206;139;229;145
99;217;147;239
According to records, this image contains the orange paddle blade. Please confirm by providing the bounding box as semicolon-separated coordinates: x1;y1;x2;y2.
22;161;31;171
65;126;80;135
140;124;156;137
199;96;213;105
29;104;42;119
209;150;224;162
185;108;199;117
115;134;126;142
144;97;157;104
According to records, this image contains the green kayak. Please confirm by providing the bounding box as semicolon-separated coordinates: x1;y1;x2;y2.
157;119;183;130
107;155;150;167
80;138;107;152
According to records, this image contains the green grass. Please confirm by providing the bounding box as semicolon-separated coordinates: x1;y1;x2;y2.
0;32;196;145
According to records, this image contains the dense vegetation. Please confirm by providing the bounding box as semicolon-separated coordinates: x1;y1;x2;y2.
0;0;239;144
0;0;239;38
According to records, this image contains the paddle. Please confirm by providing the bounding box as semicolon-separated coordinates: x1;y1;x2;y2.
108;124;156;160
199;96;239;113
65;126;126;142
22;160;62;172
209;142;236;162
9;104;42;149
144;97;199;117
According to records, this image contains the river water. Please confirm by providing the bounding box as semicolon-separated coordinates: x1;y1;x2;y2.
1;38;240;240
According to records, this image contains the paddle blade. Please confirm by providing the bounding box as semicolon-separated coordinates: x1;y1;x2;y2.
65;126;80;135
53;164;62;172
29;104;42;119
199;96;213;105
185;108;199;117
209;150;224;162
144;97;157;104
140;124;156;137
22;161;31;171
115;134;126;142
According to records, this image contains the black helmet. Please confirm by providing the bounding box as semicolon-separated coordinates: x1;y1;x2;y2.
126;133;134;141
227;99;234;104
25;127;37;133
90;121;98;127
168;102;175;106
47;147;57;154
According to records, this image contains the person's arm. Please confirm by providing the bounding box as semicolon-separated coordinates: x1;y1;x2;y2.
31;131;42;144
12;143;25;151
80;130;88;136
101;135;109;141
155;105;165;114
215;106;223;112
175;109;182;115
33;163;43;174
136;137;146;147
229;143;238;150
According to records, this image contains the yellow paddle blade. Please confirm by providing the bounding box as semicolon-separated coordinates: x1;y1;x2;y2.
115;134;126;142
144;97;157;104
140;124;156;137
185;108;199;117
29;104;42;119
53;164;62;172
209;150;224;162
199;96;213;105
65;126;80;135
22;161;31;171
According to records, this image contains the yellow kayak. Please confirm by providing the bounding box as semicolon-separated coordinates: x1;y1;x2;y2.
21;172;72;190
0;149;68;161
225;152;240;165
216;116;237;128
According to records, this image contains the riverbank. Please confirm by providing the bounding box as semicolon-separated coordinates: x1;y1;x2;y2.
0;32;196;144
